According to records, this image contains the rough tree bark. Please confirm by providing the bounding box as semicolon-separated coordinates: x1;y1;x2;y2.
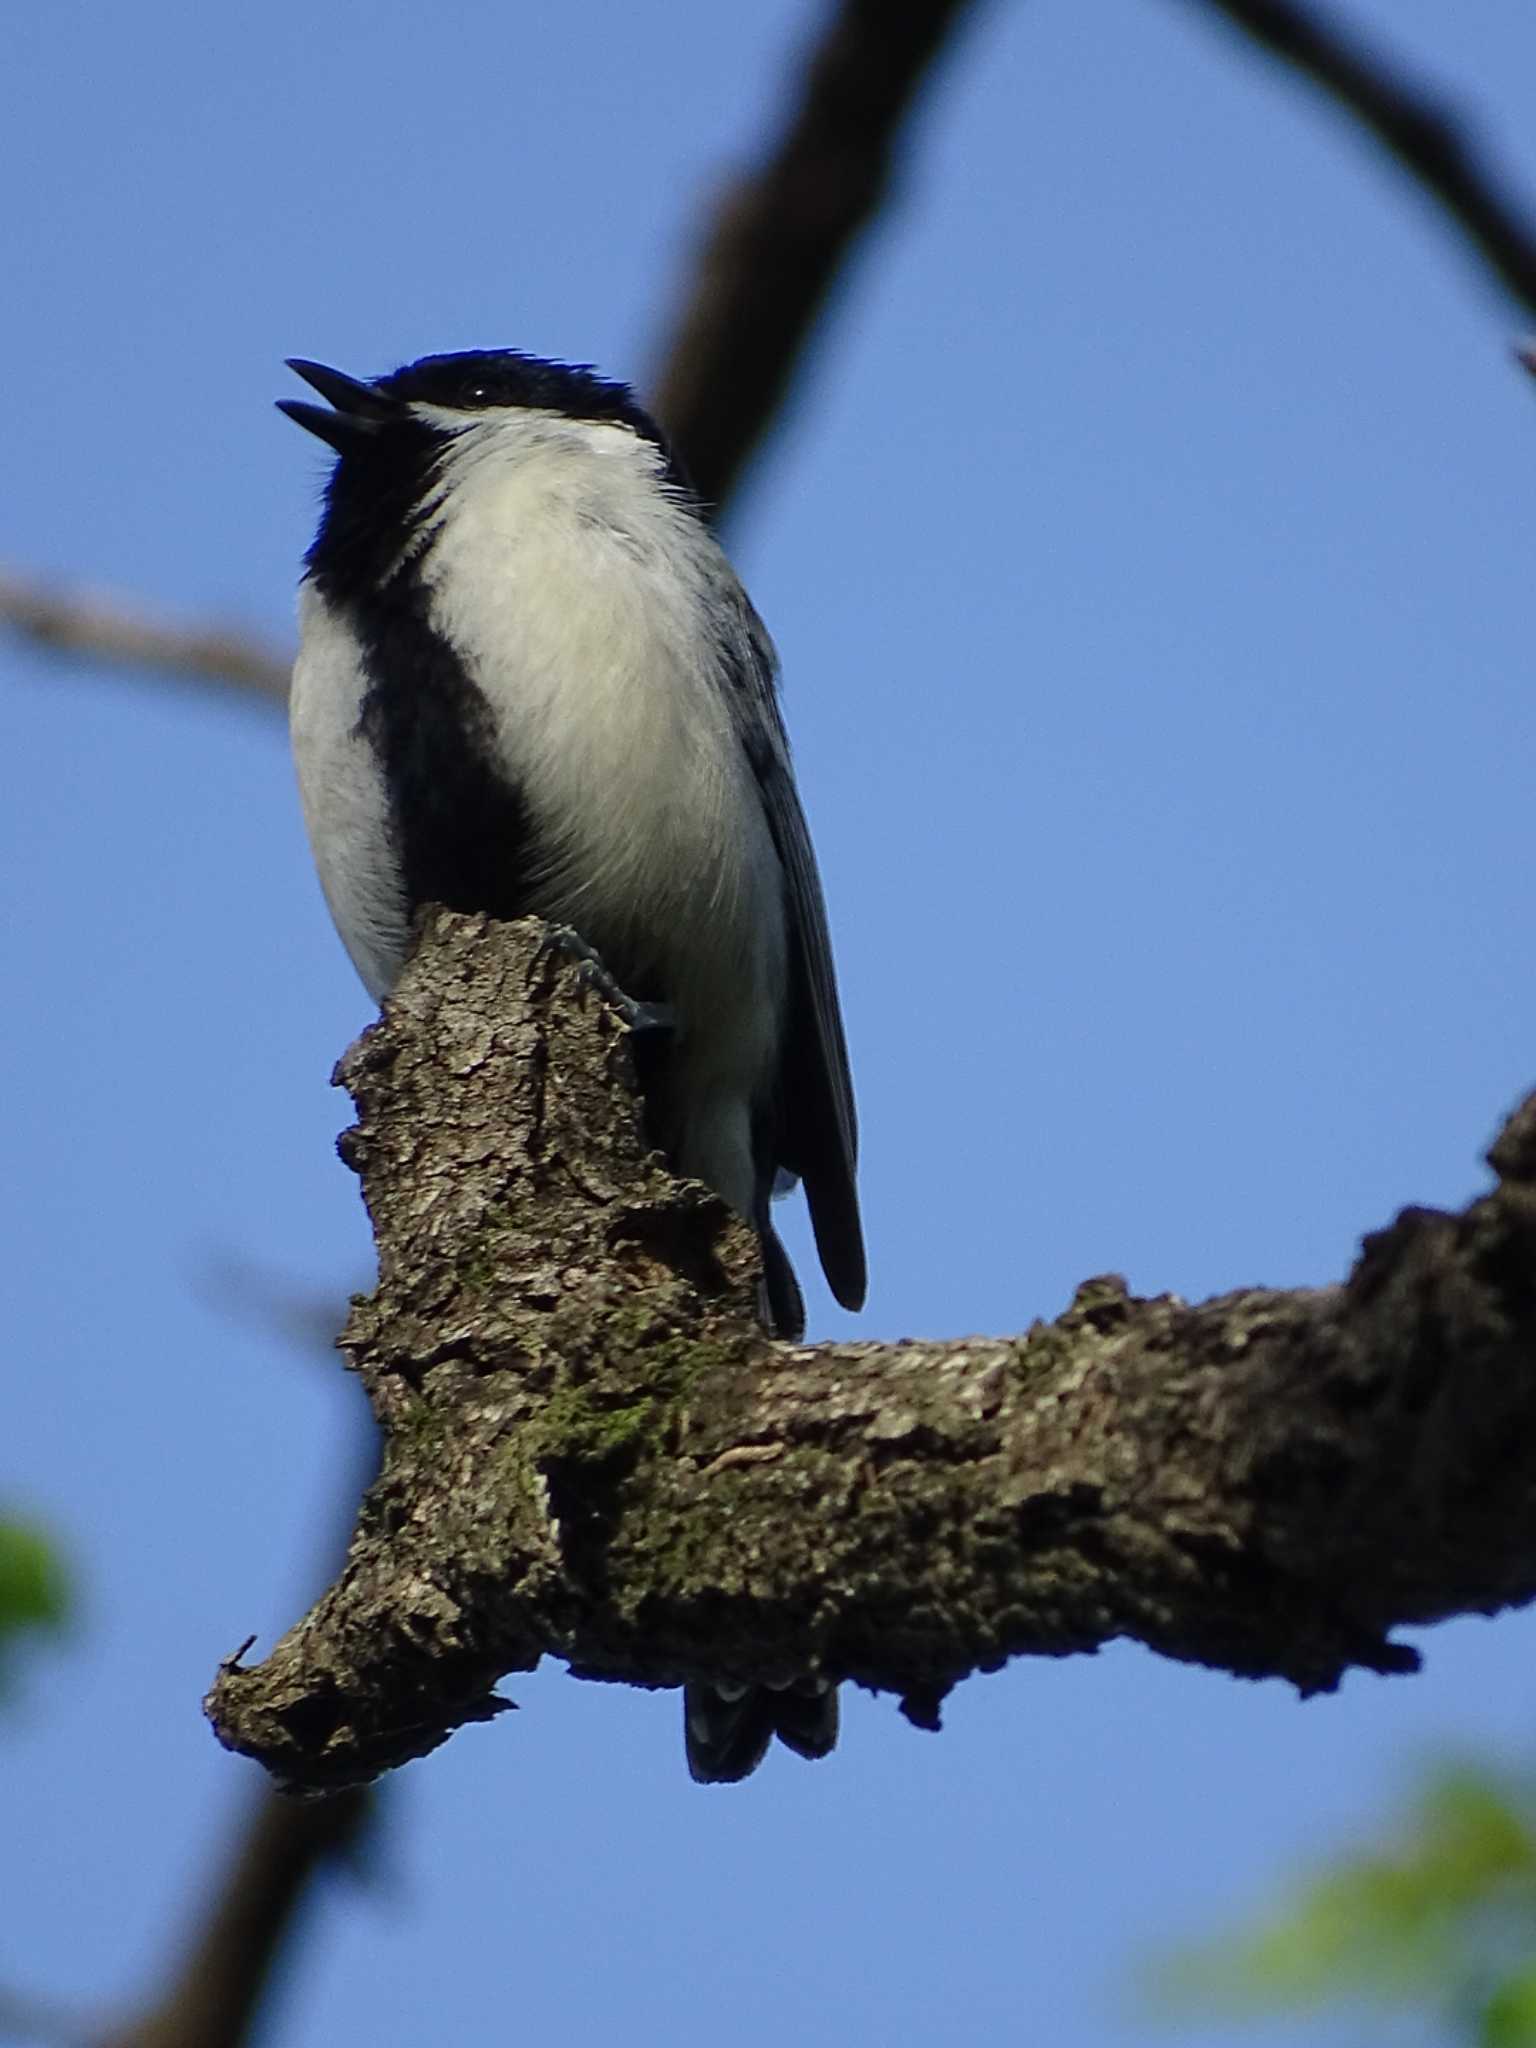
206;910;1536;1793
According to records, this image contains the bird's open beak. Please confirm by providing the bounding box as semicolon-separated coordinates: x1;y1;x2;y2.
277;358;399;452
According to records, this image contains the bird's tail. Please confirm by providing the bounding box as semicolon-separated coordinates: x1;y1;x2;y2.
684;1681;838;1783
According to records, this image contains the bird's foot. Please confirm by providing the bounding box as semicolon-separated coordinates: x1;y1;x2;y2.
536;925;675;1038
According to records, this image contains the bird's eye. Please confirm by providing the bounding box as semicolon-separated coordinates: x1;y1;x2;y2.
468;385;490;404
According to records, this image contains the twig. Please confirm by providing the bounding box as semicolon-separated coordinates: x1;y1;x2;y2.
1183;0;1536;317
0;569;290;704
649;0;981;512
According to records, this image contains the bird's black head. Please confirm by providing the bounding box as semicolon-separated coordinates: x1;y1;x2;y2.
279;348;675;464
377;349;669;437
280;349;689;595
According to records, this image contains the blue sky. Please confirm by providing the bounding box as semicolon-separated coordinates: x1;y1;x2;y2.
4;1;1534;2041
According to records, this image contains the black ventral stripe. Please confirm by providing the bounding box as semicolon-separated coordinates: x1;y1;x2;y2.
348;575;538;930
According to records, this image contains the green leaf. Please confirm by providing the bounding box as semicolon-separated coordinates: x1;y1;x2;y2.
1151;1761;1536;2029
1481;1963;1536;2048
0;1519;69;1688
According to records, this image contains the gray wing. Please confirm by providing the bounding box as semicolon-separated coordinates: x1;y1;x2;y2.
728;602;866;1313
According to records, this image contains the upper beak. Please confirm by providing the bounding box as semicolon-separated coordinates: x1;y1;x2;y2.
277;358;399;452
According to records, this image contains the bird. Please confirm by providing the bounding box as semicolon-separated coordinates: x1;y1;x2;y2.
280;347;865;1780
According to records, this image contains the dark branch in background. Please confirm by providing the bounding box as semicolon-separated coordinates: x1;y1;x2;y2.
103;1787;371;2048
101;1412;380;2048
0;568;289;704
1183;0;1536;318
649;0;980;512
207;914;1536;1793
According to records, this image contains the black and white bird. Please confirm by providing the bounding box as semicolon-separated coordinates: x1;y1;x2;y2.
280;348;865;1781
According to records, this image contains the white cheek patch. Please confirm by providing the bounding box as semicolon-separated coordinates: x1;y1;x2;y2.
410;404;654;470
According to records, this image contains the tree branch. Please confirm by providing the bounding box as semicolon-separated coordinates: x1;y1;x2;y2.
205;912;1536;1792
648;0;980;511
102;1786;371;2048
0;569;290;704
1182;0;1536;318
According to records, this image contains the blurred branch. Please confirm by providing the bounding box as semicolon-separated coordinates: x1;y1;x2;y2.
649;0;980;511
4;1780;369;2048
208;913;1536;1793
0;569;289;704
0;1984;94;2048
103;1787;370;2048
194;1252;355;1367
1184;0;1536;317
100;1394;380;2048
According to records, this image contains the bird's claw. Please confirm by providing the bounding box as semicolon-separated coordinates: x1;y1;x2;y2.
536;925;675;1037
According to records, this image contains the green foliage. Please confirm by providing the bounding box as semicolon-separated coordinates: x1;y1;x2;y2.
1154;1763;1536;2045
1482;1963;1536;2048
0;1517;69;1692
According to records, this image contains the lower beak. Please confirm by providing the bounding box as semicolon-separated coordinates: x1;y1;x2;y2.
277;358;399;451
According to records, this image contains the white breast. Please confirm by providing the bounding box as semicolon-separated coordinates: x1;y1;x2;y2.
414;412;789;1095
